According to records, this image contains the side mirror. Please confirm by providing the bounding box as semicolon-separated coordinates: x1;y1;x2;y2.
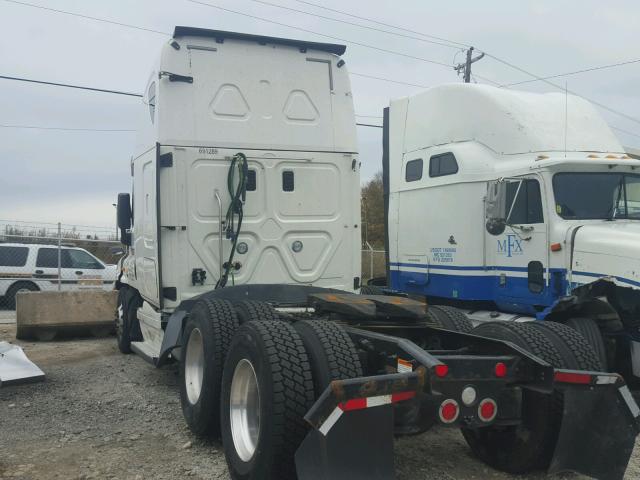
117;193;132;246
485;181;507;236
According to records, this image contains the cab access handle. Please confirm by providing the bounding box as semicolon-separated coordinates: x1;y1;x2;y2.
158;71;193;83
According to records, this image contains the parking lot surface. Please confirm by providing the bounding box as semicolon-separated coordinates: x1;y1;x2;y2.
1;324;639;480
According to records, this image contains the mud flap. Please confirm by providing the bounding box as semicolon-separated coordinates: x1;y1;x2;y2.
550;383;640;480
295;404;395;480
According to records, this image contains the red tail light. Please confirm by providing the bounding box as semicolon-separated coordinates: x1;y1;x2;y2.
478;398;497;422
434;364;449;378
494;362;507;378
554;371;592;384
439;399;459;424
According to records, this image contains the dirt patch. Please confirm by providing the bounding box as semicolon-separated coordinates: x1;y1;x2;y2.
1;324;639;479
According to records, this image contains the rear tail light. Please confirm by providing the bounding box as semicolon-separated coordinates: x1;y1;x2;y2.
439;399;459;424
434;364;449;378
478;398;497;422
494;362;507;378
554;371;592;384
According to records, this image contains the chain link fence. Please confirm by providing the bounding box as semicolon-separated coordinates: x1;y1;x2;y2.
1;219;388;308
0;222;122;309
361;248;386;283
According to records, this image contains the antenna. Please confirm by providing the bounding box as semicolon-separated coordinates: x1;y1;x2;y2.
564;81;568;158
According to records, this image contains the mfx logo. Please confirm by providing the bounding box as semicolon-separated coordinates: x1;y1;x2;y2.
497;234;523;257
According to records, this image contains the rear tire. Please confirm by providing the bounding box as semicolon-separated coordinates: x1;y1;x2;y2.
35;328;57;342
294;319;363;396
221;320;315;480
116;287;142;354
6;281;39;310
533;320;602;371
461;322;564;473
360;285;384;295
563;317;608;370
427;305;473;333
180;299;238;438
233;300;280;324
90;326;112;338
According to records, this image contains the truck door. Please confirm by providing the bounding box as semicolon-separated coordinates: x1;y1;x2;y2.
486;177;549;312
132;148;161;306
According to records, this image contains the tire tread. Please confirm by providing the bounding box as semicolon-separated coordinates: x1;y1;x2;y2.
428;305;474;333
295;319;362;395
248;320;314;480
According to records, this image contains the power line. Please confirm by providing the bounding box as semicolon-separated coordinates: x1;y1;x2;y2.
290;0;469;49
0;75;143;97
4;0;638;137
356;123;382;129
247;0;461;50
281;0;640;124
484;53;640;126
610;125;640;141
350;71;429;89
1;0;477;89
2;0;170;36
501;58;640;87
0;124;135;132
1;72;389;124
184;0;453;68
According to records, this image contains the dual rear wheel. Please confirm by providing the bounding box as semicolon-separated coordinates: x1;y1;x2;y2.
179;300;362;480
461;320;602;473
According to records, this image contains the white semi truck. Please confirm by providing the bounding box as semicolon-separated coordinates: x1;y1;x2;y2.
381;84;640;381
115;27;639;480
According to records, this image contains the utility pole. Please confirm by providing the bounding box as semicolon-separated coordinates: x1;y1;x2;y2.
454;46;485;83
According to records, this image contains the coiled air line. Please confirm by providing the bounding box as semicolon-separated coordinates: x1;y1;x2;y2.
216;152;248;289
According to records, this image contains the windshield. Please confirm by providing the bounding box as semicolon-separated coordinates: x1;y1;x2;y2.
553;172;640;220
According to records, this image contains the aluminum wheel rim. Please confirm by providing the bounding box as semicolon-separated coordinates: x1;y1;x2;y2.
185;328;205;405
230;359;261;462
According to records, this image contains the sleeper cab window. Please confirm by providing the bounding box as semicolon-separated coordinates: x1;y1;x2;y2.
405;159;423;182
429;152;459;178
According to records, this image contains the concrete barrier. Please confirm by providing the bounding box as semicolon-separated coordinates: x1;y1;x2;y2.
16;290;117;341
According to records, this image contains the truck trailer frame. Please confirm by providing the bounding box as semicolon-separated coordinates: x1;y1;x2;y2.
117;281;639;480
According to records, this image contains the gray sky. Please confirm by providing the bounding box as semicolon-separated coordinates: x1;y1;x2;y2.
1;0;640;229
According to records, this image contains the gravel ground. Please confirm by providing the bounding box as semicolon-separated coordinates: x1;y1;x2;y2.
1;323;639;480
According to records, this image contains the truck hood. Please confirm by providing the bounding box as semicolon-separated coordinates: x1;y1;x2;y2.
572;222;640;289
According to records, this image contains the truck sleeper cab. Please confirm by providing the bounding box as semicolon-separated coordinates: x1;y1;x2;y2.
115;30;640;480
385;84;640;381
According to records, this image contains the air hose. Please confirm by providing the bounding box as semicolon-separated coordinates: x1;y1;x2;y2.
216;152;248;289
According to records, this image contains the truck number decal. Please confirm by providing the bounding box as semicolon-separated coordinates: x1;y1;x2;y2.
198;147;218;155
430;247;456;263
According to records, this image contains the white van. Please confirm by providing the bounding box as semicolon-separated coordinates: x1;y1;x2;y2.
0;243;117;308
